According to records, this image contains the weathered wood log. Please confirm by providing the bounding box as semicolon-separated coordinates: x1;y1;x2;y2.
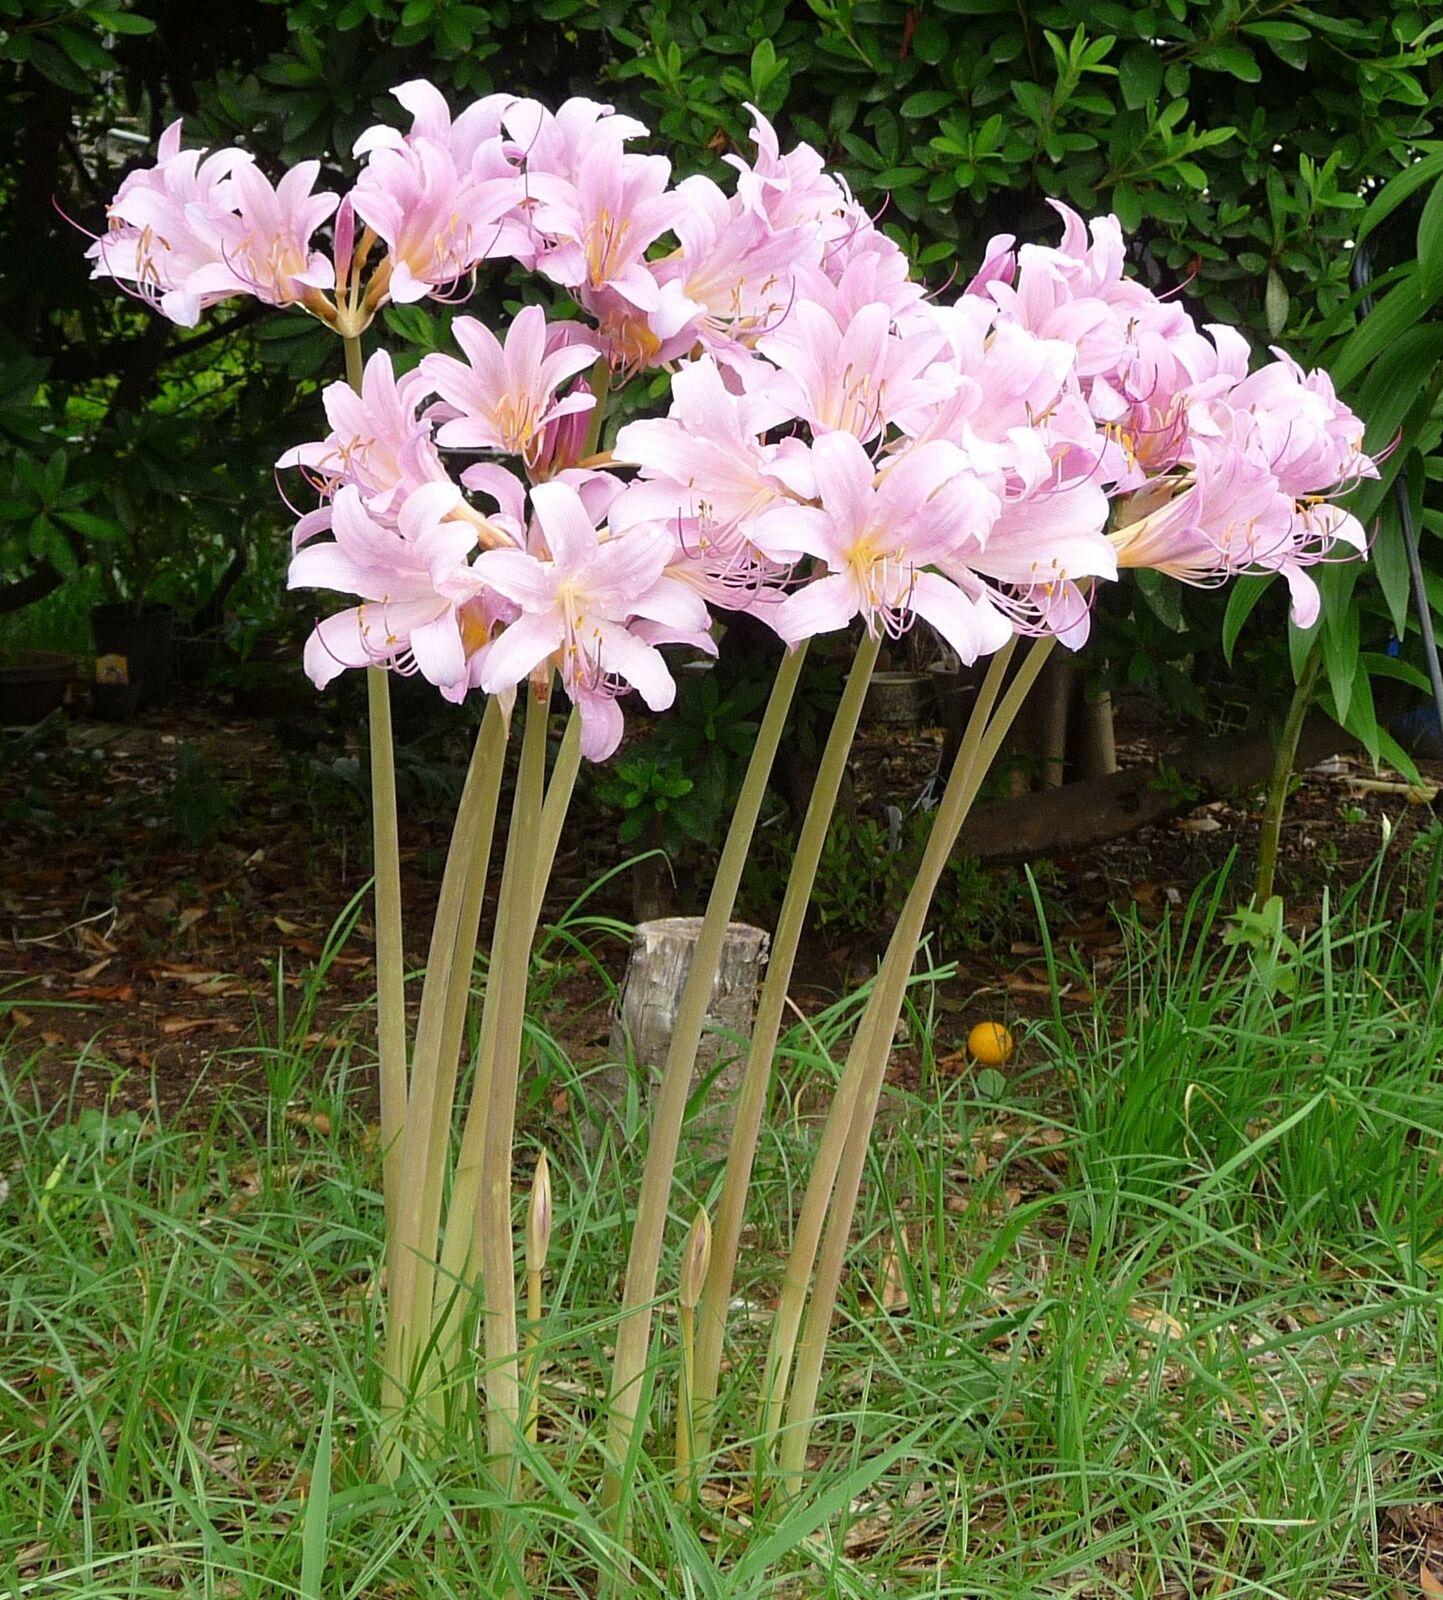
601;918;769;1146
1076;689;1118;781
955;710;1354;862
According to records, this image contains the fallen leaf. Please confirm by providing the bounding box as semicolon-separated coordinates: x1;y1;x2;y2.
65;984;136;1002
175;906;207;935
874;1227;910;1312
1422;1565;1443;1599
154;965;248;997
157;1014;223;1037
1129;1302;1186;1342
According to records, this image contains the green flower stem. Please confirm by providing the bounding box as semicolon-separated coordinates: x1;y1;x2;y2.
580;356;611;461
478;683;555;1489
524;1150;551;1448
524;1265;544;1446
342;332;407;1262
756;638;1020;1466
343;330;365;391
688;633;882;1462
532;707;584;911
598;640;809;1564
675;1207;710;1505
429;708;581;1381
368;668;409;1251
674;1303;697;1504
379;698;506;1432
1253;640;1321;909
777;638;1056;1490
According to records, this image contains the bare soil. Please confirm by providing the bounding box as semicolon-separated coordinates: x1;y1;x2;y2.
2;689;1438;1124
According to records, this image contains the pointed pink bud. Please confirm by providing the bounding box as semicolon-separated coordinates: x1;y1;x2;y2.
333;193;356;288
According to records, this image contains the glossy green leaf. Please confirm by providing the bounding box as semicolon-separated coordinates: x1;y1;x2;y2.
1355;157;1443;247
1418;173;1443;302
1222;575;1275;664
1117;43;1162;107
1320;563;1361;724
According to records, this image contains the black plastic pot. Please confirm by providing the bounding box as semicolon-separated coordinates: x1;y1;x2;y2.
90;602;176;719
0;651;77;725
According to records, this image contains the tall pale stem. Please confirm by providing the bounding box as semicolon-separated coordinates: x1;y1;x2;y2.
674;1305;697;1503
598;642;809;1566
689;634;881;1460
369;669;408;1239
341;332;408;1261
479;684;554;1491
580;356;611;461
1253;641;1321;909
756;640;1020;1464
777;639;1056;1489
378;701;507;1434
430;710;581;1381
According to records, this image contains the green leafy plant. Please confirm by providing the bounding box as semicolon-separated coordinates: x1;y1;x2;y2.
170;742;238;846
811;814;902;940
593;751;706;859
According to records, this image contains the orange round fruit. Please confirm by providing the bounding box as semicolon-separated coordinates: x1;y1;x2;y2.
967;1021;1014;1067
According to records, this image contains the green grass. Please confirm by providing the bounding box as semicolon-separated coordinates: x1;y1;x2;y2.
2;834;1442;1597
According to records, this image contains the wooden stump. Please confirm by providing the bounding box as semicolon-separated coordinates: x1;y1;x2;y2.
600;918;769;1148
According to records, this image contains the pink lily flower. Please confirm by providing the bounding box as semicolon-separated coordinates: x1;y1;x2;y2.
611;355;813;605
86;121;252;326
526;142;686;312
723;105;853;241
613;355;809;532
289;482;487;699
936;475;1116;649
791;238;928;340
755;301;957;443
1109;450;1363;627
648;174;815;358
278;349;448;523
421;306;599;470
353;78;515;174
473;479;712;759
505;96;650;186
183;159;338;311
1216;349;1376;500
351;137;525;303
983;204;1193;390
750;431;1013;662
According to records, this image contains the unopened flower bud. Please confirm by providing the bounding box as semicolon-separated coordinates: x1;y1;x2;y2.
333;194;356;290
526;1150;552;1278
678;1207;711;1312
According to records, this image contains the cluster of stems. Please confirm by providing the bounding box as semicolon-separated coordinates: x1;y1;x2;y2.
344;327;1055;1572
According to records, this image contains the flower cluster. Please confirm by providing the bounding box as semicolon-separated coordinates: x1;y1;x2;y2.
88;87;1376;758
